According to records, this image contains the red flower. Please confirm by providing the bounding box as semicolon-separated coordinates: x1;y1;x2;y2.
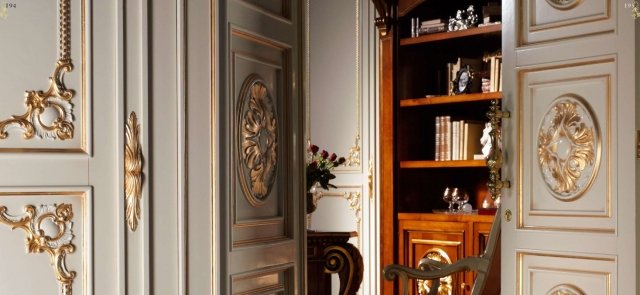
337;157;346;165
320;150;329;159
329;153;337;162
308;144;319;154
309;161;318;169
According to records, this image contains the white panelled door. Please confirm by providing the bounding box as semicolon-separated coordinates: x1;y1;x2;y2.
0;0;120;294
502;0;636;294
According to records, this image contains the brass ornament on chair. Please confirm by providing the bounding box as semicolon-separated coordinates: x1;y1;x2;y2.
237;74;278;207
537;95;599;201
0;204;76;295
125;112;143;231
0;0;75;141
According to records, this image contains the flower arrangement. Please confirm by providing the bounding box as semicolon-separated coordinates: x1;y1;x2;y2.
306;144;346;192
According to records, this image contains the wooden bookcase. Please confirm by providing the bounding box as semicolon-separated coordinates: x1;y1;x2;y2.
379;0;502;294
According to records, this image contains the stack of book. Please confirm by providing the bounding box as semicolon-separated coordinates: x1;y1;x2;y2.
419;19;446;35
483;53;502;92
435;116;485;161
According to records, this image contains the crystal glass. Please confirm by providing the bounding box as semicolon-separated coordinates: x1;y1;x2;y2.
442;187;454;212
450;188;461;212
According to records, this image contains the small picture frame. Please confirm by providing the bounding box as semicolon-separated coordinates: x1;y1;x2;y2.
452;65;474;94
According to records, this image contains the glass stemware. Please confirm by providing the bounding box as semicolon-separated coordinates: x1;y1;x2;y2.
450;188;461;211
442;187;454;212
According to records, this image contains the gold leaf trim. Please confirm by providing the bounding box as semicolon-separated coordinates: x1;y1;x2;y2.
537;95;599;201
417;248;453;295
237;74;278;207
0;204;76;295
0;0;75;141
125;112;143;231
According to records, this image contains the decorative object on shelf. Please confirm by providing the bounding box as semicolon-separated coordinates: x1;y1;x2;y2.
452;65;473;94
306;143;346;214
447;5;479;32
480;122;492;158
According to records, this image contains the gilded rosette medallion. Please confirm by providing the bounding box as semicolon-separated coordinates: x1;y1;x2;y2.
547;284;585;295
417;248;453;295
236;74;278;207
537;95;600;201
545;0;581;10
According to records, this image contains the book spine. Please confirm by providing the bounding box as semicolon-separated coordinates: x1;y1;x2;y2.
445;116;451;161
459;120;465;160
435;116;441;161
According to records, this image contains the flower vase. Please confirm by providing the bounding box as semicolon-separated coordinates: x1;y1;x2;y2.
306;192;316;214
306;182;319;214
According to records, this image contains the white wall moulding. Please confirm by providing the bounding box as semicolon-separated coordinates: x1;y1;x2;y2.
518;57;614;233
0;0;87;153
0;188;91;295
307;0;362;173
309;186;362;248
125;112;143;231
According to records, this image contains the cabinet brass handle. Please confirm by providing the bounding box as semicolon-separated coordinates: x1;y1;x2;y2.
486;99;510;200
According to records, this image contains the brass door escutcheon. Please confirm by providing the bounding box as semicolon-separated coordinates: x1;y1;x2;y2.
504;209;512;222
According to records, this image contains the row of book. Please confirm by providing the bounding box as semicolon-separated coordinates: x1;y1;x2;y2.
435;116;485;161
483;54;502;93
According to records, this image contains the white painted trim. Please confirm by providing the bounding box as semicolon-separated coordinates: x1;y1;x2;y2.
176;0;188;294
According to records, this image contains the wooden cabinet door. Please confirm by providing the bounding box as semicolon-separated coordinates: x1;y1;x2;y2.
399;219;468;295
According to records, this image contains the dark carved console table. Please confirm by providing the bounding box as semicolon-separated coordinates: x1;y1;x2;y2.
307;231;364;295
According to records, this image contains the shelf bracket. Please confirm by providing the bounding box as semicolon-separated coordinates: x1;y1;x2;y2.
486;99;510;200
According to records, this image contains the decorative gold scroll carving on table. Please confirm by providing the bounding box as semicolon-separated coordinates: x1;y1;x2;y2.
0;0;76;141
125;112;143;231
537;95;599;201
547;284;585;295
0;204;76;295
237;74;278;207
417;248;453;295
545;0;581;10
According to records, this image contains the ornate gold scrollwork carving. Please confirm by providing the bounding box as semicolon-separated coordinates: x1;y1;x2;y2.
237;74;278;207
417;248;453;295
537;95;599;201
125;112;143;231
0;0;75;141
346;135;361;167
486;99;510;200
0;204;76;295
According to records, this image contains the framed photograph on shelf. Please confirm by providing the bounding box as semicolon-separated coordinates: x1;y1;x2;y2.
452;65;473;94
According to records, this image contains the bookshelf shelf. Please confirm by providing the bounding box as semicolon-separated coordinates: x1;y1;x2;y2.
400;92;502;107
400;24;502;46
400;160;487;168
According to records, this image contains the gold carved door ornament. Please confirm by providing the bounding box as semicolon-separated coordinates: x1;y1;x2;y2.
236;74;278;207
0;0;76;141
0;203;76;295
486;99;511;201
125;112;144;231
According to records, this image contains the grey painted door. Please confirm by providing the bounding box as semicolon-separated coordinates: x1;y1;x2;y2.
216;0;305;293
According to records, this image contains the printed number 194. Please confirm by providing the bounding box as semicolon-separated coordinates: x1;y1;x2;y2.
5;3;16;8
